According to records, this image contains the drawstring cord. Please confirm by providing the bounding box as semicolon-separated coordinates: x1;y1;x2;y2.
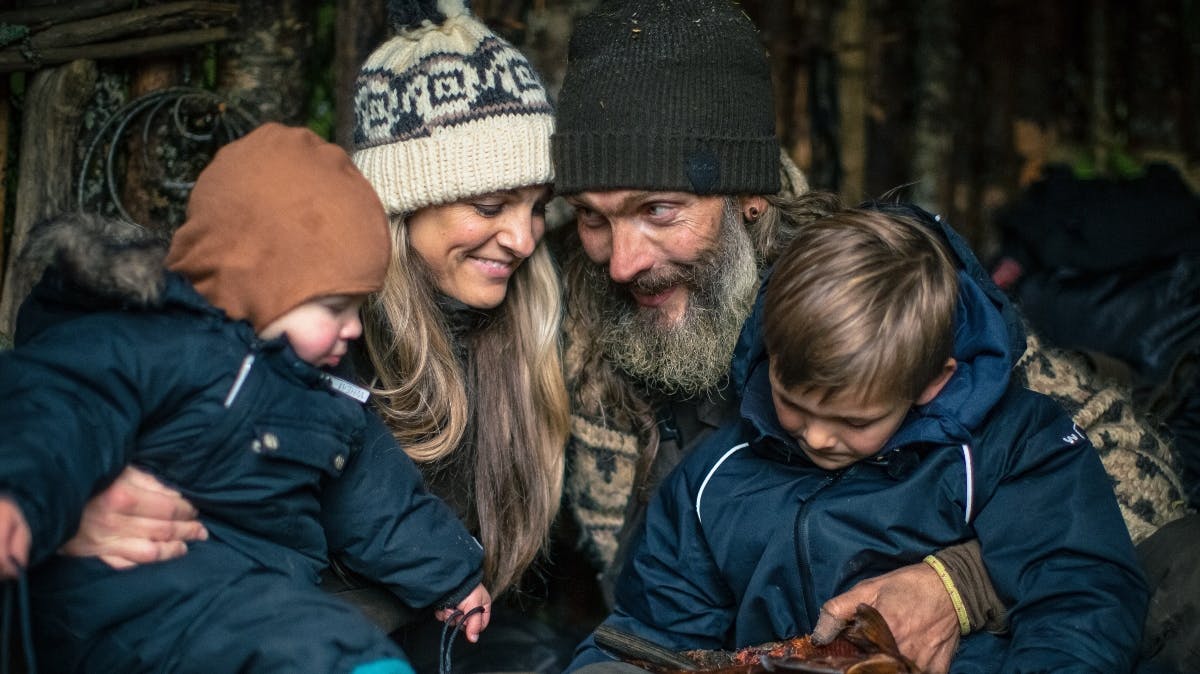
2;569;36;674
437;605;485;674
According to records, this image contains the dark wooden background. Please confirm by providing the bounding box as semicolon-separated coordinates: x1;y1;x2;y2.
1;0;1197;335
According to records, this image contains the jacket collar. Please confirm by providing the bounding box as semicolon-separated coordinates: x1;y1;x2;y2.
735;203;1024;461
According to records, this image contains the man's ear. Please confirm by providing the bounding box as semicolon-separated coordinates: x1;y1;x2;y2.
916;358;957;406
739;195;769;223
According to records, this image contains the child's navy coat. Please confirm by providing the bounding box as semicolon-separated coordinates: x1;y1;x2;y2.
0;223;482;671
569;205;1148;674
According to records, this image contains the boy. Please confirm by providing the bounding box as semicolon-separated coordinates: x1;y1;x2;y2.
0;123;489;673
567;202;1148;673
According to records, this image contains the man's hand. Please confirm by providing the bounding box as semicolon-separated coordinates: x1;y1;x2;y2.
811;562;959;674
435;583;492;644
59;466;206;569
0;497;31;579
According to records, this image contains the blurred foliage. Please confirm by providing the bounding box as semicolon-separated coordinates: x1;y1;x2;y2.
0;23;30;48
202;43;218;90
307;1;337;139
1071;143;1148;180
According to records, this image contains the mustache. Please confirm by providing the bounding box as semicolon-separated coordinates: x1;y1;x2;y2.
623;262;703;297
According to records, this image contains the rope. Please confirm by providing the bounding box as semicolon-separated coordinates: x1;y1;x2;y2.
2;577;10;674
437;605;486;674
1;570;36;674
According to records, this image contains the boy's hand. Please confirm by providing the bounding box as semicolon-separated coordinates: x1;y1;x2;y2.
59;466;207;569
811;562;958;674
434;583;491;643
0;497;31;580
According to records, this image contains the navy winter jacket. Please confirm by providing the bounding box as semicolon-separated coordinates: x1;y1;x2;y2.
569;205;1148;674
0;252;483;666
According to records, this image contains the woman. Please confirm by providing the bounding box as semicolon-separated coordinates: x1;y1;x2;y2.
59;0;568;638
350;0;568;598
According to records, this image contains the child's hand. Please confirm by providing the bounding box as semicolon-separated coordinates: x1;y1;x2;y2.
0;497;31;580
434;583;491;643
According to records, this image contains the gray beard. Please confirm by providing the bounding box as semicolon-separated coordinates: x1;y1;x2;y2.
584;201;760;397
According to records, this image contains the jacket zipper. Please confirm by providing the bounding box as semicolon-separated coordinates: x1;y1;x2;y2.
794;464;854;624
222;352;257;408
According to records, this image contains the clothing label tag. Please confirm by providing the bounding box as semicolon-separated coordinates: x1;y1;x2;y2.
1062;423;1085;445
326;374;370;403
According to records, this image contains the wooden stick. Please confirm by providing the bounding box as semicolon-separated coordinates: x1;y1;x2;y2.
0;1;135;29
121;59;184;230
0;77;8;310
0;59;98;336
0;27;233;72
27;2;238;51
836;0;868;202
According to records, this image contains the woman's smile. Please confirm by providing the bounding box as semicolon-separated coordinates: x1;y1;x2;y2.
407;185;549;309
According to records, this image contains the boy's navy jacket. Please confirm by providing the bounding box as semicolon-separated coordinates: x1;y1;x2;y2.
0;221;483;654
569;204;1148;674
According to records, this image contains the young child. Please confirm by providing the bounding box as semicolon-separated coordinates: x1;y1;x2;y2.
567;202;1149;673
0;123;489;673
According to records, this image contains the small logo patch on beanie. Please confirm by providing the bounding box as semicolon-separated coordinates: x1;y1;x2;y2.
685;148;720;193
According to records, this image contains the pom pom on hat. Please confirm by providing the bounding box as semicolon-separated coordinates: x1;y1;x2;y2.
353;0;554;216
387;0;469;31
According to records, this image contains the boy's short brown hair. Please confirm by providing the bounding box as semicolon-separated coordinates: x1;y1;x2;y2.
763;207;958;404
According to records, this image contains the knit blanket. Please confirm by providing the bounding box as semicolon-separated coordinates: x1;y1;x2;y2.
1015;331;1190;544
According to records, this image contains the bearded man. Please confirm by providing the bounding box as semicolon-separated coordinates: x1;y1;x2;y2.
549;1;1193;673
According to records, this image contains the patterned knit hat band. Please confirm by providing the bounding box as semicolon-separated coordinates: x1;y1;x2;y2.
353;1;554;214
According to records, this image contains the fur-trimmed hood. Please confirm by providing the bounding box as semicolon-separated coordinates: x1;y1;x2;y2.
17;214;171;306
12;214;204;346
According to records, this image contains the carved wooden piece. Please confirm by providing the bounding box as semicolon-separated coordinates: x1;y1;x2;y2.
595;605;920;674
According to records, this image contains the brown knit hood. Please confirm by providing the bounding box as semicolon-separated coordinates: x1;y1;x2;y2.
165;123;390;332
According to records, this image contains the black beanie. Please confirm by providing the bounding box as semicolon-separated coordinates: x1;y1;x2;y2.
552;0;780;195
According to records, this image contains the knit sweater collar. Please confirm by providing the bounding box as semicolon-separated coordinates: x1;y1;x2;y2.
435;293;492;345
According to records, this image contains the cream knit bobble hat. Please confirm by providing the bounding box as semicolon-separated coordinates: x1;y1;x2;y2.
352;0;555;215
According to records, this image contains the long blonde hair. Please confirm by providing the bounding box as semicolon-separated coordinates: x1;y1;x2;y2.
363;217;569;595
